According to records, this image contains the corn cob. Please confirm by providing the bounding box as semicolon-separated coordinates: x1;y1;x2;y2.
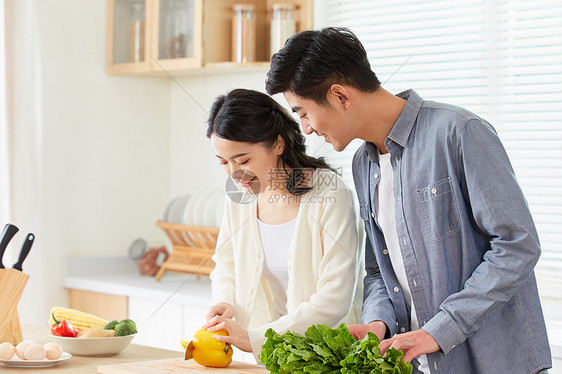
49;307;108;331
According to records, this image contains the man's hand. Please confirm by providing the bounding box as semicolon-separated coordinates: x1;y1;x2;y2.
378;329;440;362
347;321;387;341
205;315;252;352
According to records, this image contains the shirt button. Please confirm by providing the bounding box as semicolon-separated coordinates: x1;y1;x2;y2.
400;327;406;333
383;249;389;255
393;287;399;293
431;187;437;194
371;212;375;219
373;173;379;179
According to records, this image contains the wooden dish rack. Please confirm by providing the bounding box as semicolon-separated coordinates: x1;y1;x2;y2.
155;220;219;280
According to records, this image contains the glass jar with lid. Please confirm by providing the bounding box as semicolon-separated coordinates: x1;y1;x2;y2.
232;4;256;63
129;0;145;63
270;3;296;57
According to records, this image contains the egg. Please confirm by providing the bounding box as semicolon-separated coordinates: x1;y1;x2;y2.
24;343;46;360
43;342;63;360
0;342;15;360
15;340;34;359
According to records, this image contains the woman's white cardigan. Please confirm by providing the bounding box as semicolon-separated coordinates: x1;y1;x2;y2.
210;170;364;360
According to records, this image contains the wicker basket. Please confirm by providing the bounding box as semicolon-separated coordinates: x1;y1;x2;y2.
155;220;219;280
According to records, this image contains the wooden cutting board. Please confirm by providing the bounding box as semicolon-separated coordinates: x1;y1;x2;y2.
97;358;269;374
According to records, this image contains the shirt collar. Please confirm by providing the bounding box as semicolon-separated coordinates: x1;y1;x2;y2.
364;89;423;162
388;89;423;147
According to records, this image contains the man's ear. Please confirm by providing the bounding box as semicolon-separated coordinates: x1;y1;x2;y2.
328;84;351;109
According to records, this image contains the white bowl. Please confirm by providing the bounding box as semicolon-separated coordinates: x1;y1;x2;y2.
48;334;136;357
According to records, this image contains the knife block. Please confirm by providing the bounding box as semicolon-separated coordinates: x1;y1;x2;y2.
0;268;29;345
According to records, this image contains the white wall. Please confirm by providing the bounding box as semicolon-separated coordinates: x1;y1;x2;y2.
15;0;171;326
169;73;269;196
18;1;273;328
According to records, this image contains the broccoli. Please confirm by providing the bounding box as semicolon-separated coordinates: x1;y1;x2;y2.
114;319;137;336
104;320;119;330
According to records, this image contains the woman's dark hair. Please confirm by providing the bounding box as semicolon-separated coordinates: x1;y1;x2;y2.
207;89;333;196
266;27;380;105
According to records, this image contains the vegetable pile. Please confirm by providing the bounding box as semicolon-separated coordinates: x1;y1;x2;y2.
48;307;137;338
259;323;412;374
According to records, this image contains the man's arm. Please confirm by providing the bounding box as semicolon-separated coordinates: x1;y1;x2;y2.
421;118;541;354
348;236;396;340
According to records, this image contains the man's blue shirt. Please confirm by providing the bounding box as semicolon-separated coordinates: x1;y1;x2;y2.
353;89;551;373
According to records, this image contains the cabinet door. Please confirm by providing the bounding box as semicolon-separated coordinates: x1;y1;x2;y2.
68;289;128;321
128;297;185;351
107;0;152;74
149;0;203;72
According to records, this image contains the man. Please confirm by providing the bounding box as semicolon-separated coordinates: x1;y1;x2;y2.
265;27;551;374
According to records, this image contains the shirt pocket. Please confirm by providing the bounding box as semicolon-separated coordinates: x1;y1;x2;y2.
417;177;461;241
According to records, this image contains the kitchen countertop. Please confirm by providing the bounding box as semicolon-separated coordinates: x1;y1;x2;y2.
0;325;181;373
64;258;561;370
63;257;211;305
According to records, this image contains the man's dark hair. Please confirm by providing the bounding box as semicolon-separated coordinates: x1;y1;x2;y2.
266;27;381;105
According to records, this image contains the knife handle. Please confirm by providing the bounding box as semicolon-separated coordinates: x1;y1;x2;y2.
0;223;19;269
13;233;34;271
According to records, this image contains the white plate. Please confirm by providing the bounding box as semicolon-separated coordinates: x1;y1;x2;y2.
182;192;198;225
162;197;175;221
191;191;215;226
167;195;190;224
0;352;71;368
204;191;223;227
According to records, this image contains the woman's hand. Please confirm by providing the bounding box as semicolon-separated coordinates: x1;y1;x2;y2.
204;302;235;322
205;315;252;352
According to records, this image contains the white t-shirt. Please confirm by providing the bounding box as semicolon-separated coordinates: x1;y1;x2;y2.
375;151;429;374
257;217;296;319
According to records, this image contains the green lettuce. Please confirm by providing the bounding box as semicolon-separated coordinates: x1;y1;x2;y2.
259;324;412;374
340;332;412;374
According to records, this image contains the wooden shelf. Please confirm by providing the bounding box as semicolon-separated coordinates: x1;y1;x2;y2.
107;0;313;76
108;62;270;78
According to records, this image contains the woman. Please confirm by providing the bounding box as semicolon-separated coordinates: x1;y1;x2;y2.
204;89;363;361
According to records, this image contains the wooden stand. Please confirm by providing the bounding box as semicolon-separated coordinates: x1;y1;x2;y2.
0;268;29;345
155;221;219;281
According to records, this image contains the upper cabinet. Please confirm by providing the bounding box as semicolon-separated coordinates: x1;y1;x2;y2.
106;0;313;75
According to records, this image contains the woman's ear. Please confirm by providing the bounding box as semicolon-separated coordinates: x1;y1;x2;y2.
274;135;285;155
328;84;351;109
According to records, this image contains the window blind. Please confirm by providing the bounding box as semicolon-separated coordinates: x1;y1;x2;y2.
319;0;562;271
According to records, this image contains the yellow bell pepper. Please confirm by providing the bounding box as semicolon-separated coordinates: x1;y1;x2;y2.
181;328;233;368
